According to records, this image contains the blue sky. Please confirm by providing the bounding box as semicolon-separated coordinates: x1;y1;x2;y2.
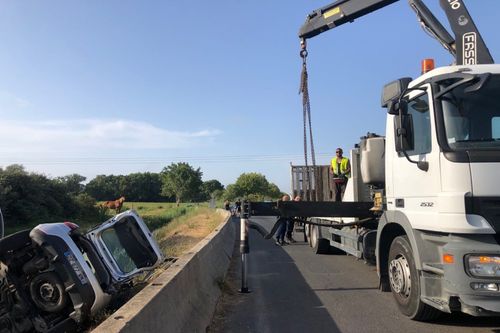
0;1;498;193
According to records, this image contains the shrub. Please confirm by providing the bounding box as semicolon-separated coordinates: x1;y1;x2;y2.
73;193;99;218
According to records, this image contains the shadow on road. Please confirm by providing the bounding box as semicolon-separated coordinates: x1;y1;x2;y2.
209;217;500;333
432;313;500;328
209;217;341;333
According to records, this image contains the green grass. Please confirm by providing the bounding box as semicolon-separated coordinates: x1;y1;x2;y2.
120;202;203;231
153;206;225;258
3;202;205;236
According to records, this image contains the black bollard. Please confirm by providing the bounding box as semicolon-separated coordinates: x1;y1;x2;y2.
239;200;251;293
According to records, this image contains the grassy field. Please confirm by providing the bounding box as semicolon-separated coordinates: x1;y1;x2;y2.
153;206;225;258
2;201;207;236
119;201;206;232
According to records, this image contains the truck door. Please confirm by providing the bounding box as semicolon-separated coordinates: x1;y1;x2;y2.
391;87;442;231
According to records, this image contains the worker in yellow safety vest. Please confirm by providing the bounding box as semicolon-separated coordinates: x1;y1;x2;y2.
330;147;351;202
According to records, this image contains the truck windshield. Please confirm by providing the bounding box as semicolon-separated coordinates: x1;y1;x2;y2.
440;74;500;150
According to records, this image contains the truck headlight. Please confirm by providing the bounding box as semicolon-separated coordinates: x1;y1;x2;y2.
467;255;500;278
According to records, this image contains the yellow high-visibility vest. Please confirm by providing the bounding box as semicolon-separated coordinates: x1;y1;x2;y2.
331;157;350;178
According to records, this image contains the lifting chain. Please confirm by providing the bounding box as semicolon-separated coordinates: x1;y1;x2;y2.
299;39;317;201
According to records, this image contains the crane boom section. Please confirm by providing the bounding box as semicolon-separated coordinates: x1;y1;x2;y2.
439;0;493;65
299;0;494;65
298;0;399;40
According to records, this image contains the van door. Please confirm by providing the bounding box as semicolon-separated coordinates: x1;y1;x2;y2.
86;210;163;283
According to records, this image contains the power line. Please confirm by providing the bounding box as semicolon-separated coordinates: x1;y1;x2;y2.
0;152;332;166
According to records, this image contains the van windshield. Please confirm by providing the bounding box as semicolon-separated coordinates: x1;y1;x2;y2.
440;74;500;150
101;216;158;274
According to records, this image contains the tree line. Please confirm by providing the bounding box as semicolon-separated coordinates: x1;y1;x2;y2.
0;162;282;227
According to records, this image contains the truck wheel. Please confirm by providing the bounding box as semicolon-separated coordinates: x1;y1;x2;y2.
307;225;312;247
30;272;67;313
388;236;441;321
304;222;310;243
311;225;330;254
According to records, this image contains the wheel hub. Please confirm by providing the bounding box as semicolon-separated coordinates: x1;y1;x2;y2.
30;272;67;313
389;255;411;298
39;282;56;302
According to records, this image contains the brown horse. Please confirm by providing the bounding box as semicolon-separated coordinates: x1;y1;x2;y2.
102;196;126;214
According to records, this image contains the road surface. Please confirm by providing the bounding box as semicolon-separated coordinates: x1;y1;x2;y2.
208;216;500;333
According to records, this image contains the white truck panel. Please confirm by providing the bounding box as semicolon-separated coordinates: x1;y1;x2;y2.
469;163;500;196
439;155;472;192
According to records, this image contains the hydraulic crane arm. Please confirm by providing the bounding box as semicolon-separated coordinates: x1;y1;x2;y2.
298;0;399;40
438;0;493;65
299;0;494;65
408;0;455;58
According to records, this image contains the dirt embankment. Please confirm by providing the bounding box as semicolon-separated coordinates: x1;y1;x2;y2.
154;207;224;258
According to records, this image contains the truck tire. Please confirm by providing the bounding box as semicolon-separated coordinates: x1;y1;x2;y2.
307;225;312;247
388;236;441;321
302;221;308;243
304;223;310;244
311;225;330;254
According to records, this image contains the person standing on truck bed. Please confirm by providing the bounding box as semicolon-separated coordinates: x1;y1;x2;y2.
330;148;351;202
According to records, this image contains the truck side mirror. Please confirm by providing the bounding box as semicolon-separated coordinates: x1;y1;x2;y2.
394;114;414;152
381;77;412;111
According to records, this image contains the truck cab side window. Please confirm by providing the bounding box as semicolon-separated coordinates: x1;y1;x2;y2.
406;94;431;156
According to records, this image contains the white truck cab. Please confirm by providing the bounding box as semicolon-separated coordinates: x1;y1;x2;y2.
377;64;500;318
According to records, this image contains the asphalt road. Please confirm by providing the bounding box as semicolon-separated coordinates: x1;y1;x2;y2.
209;216;500;333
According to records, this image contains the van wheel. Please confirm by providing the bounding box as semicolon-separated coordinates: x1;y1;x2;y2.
30;272;68;313
388;236;441;321
311;225;330;254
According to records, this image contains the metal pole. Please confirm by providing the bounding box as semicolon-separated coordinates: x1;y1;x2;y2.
239;201;250;293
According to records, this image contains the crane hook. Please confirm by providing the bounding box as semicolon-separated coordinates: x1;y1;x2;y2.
300;38;308;59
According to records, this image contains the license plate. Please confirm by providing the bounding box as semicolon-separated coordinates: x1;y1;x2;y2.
64;251;88;285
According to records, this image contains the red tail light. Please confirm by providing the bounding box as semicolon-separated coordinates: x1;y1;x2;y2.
64;221;79;230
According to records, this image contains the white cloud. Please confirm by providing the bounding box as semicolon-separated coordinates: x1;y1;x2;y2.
0;91;32;110
0;119;221;153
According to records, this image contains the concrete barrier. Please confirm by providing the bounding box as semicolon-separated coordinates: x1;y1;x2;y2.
92;210;235;333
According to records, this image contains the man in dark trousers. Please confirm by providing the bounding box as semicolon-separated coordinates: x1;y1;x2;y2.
330;148;351;202
235;199;242;217
285;195;302;243
265;195;291;246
